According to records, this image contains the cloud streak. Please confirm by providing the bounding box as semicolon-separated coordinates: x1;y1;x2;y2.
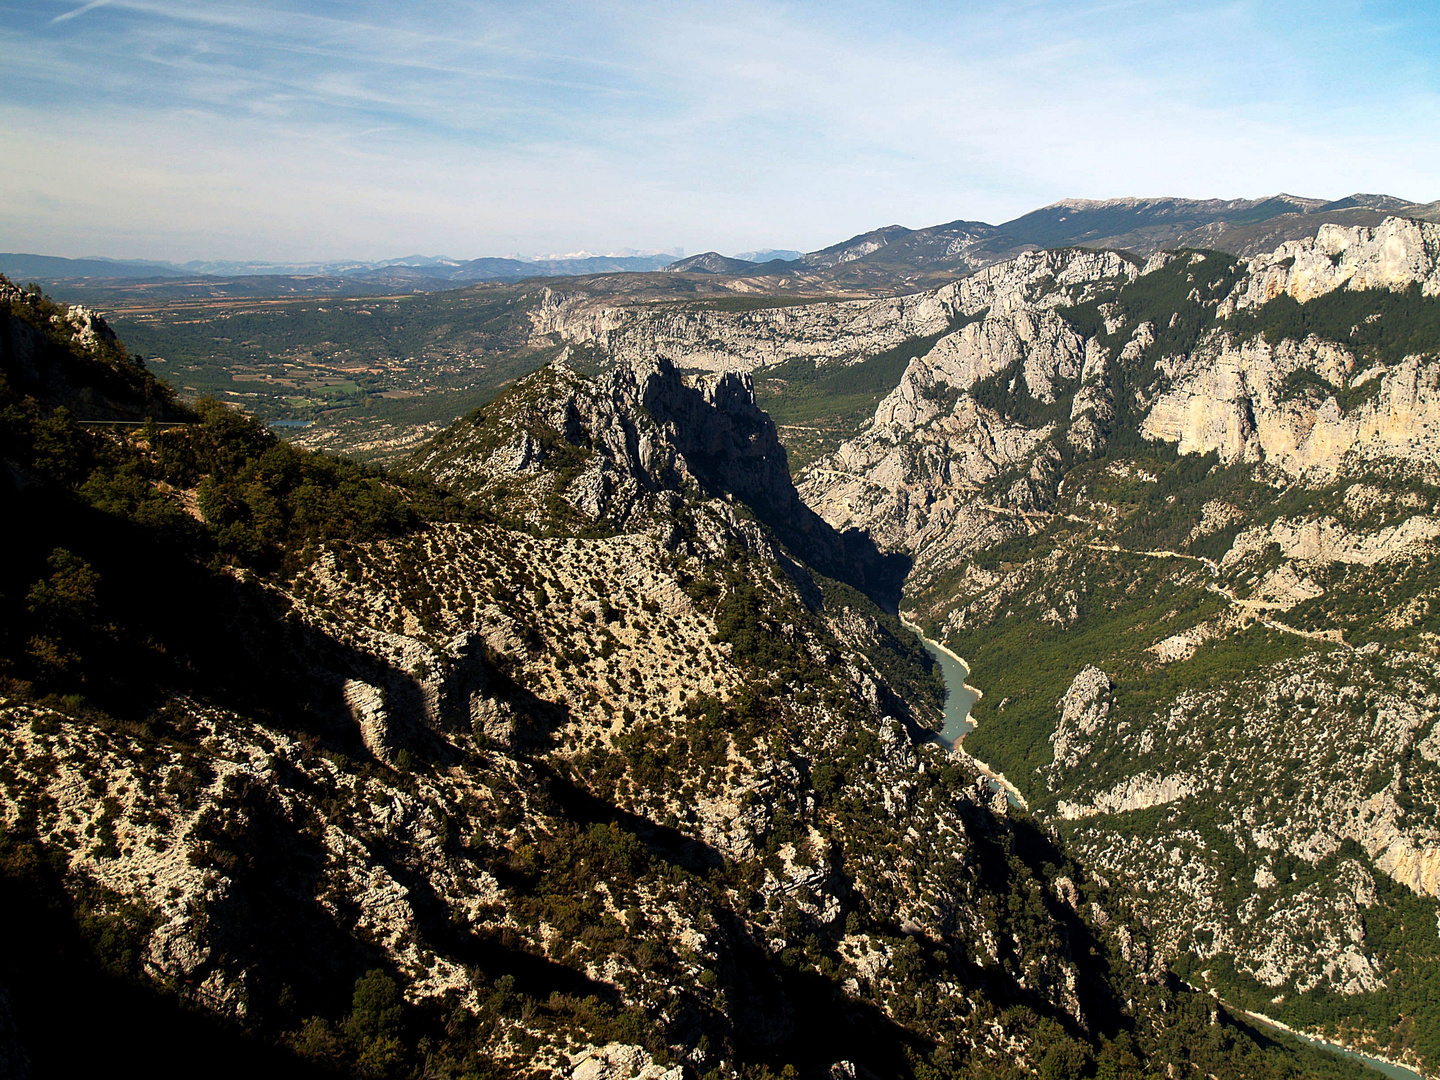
50;0;115;23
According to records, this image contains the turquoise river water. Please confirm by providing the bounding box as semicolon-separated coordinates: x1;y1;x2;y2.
907;625;1425;1079
905;623;980;746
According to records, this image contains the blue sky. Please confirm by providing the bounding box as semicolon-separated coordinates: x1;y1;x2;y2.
3;0;1438;261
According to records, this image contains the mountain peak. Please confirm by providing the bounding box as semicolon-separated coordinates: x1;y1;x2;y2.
663;251;761;274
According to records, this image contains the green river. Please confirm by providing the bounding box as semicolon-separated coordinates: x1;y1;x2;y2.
907;624;1425;1079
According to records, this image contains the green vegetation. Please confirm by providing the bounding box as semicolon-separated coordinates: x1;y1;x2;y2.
1058;251;1247;451
1282;550;1440;644
1276;367;1385;413
754;315;984;472
943;543;1254;790
1;278;182;421
1100;821;1440;1073
1229;283;1440;366
1107;453;1260;558
5;394;468;577
0;279;496;712
818;575;946;718
101;286;560;460
970;364;1076;428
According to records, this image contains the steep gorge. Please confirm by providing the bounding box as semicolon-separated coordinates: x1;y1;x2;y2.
6;211;1440;1075
0;275;1372;1079
776;217;1440;1073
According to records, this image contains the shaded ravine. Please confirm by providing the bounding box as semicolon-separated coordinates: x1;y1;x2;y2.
900;616;1028;809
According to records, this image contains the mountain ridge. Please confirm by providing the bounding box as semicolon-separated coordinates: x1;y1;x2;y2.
655;193;1440;290
15;192;1440;301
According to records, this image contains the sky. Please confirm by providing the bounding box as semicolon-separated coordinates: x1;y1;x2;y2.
3;0;1439;262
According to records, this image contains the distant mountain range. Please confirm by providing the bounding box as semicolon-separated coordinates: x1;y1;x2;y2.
731;248;804;263
0;251;681;287
670;192;1440;287
8;192;1440;299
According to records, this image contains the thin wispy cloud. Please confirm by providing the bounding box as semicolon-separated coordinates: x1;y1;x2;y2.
6;0;1439;261
49;0;114;24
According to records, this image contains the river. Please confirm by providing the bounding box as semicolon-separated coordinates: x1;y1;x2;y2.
910;628;980;747
903;618;1030;808
1236;1009;1425;1080
904;621;1427;1078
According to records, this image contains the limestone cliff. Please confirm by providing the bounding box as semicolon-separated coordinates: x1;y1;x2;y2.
4;296;1247;1080
778;219;1440;1070
529;249;1137;376
1230;217;1440;309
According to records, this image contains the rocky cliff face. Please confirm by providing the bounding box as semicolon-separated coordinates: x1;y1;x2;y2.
527;289;957;374
0;278;181;422
1136;335;1440;477
1138;219;1440;477
791;250;1140;578
783;219;1440;1070
799;220;1440;567
1230;218;1440;308
528;249;1138;377
407;352;906;606
6;302;1293;1080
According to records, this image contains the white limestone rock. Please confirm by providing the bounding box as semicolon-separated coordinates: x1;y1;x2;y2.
1231;217;1440;309
1049;666;1114;772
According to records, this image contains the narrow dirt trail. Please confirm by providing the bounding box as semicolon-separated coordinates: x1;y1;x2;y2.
1081;539;1350;648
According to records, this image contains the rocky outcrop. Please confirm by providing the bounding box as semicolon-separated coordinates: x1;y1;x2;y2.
1222;513;1440;571
410;355;906;604
1230;217;1440;309
1140;335;1440;479
528;287;960;373
408;356;798;534
794;252;1138;573
800;218;1440;561
1059;773;1199;820
1;280;181;421
569;1043;683;1080
912;308;1087;402
1373;839;1440;898
1050;667;1114;773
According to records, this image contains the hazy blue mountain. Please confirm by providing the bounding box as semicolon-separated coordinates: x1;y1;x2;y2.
733;248;804;262
0;252;190;280
15;192;1440;301
1;251;680;290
